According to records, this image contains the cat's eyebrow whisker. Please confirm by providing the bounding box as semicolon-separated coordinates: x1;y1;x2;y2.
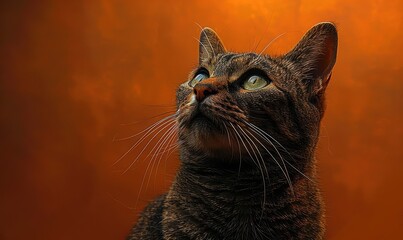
248;56;263;68
257;32;287;57
251;14;274;53
195;22;216;59
193;37;211;60
246;122;314;183
121;119;176;174
249;32;287;67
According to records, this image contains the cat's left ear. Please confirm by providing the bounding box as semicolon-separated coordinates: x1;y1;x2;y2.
199;27;226;64
285;22;338;95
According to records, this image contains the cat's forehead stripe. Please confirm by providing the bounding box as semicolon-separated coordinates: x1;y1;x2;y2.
212;53;269;78
218;53;236;62
218;53;257;63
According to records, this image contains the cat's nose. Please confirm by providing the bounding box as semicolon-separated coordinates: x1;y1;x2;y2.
193;84;218;102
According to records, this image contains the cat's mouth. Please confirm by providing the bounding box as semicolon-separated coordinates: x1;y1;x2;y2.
188;107;220;130
177;96;250;155
178;104;240;155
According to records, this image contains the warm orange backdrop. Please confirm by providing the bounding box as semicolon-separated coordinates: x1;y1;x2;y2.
1;0;402;239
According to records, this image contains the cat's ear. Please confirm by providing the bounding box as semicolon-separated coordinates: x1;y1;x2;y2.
285;22;338;95
199;27;226;64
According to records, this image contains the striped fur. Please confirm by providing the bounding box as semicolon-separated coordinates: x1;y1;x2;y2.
128;22;338;239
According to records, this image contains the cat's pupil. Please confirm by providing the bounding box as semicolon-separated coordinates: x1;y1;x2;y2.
243;75;268;90
249;76;258;84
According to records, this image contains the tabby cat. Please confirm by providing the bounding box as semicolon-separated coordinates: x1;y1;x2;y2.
127;22;338;239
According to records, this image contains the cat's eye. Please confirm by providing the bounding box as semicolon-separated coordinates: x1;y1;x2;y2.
189;72;209;87
242;75;269;90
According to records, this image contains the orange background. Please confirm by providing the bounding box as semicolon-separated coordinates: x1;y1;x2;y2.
1;0;402;239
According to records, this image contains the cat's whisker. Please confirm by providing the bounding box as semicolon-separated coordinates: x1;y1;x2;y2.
243;127;294;196
118;110;177;127
226;123;243;177
223;123;236;163
249;123;314;182
237;126;270;184
145;124;178;192
246;122;314;183
144;123;177;170
114;114;177;142
134;149;158;210
231;123;267;212
247;122;293;156
140;103;177;108
151;141;177;157
236;125;269;213
244;123;287;164
152;125;179;183
223;124;232;150
164;131;179;158
246;123;296;188
113;116;177;167
122;119;176;174
229;123;245;178
150;125;177;158
162;142;178;159
133;123;177;211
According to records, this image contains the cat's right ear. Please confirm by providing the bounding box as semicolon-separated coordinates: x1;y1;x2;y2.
199;27;226;64
285;22;338;95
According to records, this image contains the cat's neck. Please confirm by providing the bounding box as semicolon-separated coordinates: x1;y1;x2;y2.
164;155;323;239
172;155;316;206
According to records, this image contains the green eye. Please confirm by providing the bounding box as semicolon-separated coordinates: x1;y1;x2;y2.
242;75;268;90
189;73;209;87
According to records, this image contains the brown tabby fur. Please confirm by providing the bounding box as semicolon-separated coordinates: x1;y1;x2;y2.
128;22;338;239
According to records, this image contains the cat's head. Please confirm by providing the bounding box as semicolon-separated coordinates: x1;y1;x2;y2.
176;22;338;164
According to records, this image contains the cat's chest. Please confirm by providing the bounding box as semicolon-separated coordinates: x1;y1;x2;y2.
163;182;323;239
163;198;304;240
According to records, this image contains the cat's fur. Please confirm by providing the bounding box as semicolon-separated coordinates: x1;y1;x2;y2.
128;22;338;239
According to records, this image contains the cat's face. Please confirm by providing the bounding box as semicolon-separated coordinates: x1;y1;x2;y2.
176;23;338;162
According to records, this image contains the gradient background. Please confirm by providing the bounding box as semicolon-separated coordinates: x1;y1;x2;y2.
1;0;402;239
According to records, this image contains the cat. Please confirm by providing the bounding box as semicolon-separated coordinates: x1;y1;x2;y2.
127;22;338;240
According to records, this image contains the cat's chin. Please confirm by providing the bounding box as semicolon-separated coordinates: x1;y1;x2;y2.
183;116;235;157
190;134;235;159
